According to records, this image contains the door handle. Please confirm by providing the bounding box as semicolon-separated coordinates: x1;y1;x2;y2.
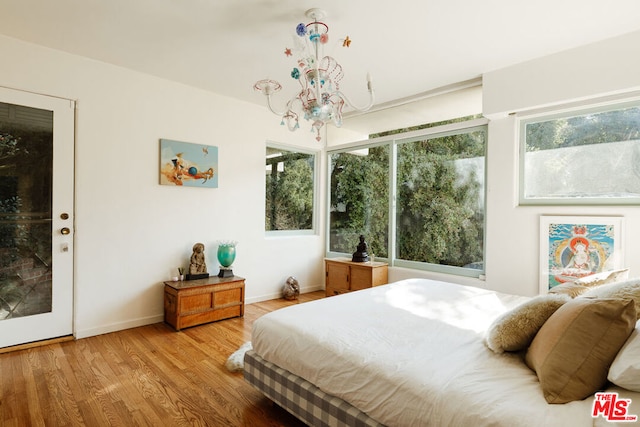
61;227;71;235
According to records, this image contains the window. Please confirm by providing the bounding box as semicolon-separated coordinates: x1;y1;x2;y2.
520;100;640;204
265;145;317;233
328;118;487;277
328;145;389;257
396;126;486;272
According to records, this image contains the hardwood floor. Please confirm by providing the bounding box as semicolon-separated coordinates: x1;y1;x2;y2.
0;291;325;426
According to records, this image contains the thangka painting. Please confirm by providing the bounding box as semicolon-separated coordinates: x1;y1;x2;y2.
539;216;623;293
159;139;218;188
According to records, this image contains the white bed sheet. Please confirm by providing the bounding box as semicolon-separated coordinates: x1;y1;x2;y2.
252;278;640;427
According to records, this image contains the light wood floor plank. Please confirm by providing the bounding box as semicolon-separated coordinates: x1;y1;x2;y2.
0;291;323;426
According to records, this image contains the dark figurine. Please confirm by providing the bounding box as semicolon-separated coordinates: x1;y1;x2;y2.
352;235;370;262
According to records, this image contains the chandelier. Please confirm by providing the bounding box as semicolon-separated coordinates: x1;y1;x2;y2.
254;8;374;142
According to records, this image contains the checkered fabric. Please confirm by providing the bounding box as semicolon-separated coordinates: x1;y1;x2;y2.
244;350;384;427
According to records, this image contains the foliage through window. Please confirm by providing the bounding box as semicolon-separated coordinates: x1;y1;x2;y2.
396;128;485;269
328;117;486;276
329;145;389;257
520;101;640;204
265;145;316;232
0;127;53;273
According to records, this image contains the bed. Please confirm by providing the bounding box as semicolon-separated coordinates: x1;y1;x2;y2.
244;278;640;426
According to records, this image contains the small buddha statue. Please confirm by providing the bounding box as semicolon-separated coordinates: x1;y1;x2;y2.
352;235;370;262
189;243;207;275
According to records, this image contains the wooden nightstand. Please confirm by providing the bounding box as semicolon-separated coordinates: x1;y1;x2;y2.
164;276;245;331
324;258;388;297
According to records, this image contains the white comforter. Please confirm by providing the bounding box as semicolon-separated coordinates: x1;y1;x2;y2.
252;278;640;427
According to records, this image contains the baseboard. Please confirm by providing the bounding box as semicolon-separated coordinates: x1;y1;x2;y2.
75;314;165;339
245;285;324;304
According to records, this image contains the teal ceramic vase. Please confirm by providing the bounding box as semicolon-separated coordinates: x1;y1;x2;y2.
217;243;236;268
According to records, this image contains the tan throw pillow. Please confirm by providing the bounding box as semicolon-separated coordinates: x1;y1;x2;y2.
580;278;640;320
573;268;630;287
485;294;569;353
525;297;636;404
548;282;589;298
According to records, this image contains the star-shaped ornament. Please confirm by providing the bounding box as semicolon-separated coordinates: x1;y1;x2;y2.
284;48;292;57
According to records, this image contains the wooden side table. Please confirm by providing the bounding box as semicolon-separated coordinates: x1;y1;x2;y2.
164;276;245;331
325;258;388;297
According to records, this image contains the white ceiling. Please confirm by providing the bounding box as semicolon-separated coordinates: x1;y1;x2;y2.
2;0;640;133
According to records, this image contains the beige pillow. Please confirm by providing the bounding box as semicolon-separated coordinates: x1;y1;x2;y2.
580;278;640;319
525;297;636;404
548;282;589;298
485;294;569;353
573;268;630;287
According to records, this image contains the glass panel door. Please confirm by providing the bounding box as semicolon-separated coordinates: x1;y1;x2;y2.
0;88;74;348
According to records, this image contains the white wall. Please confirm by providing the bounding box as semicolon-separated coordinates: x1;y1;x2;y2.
483;30;640;118
0;34;328;338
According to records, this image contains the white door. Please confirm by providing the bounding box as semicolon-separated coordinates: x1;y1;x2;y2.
0;87;74;348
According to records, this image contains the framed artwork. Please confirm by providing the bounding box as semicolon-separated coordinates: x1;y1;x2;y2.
539;215;624;294
159;139;218;188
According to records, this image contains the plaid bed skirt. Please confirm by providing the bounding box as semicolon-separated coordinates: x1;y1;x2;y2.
243;350;384;427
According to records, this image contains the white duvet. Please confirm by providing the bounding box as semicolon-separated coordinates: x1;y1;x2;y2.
252;278;640;427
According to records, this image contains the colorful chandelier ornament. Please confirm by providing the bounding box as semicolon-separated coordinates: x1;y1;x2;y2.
253;8;374;142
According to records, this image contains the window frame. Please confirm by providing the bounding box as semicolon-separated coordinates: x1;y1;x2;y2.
518;95;640;206
326;118;488;278
265;141;320;236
